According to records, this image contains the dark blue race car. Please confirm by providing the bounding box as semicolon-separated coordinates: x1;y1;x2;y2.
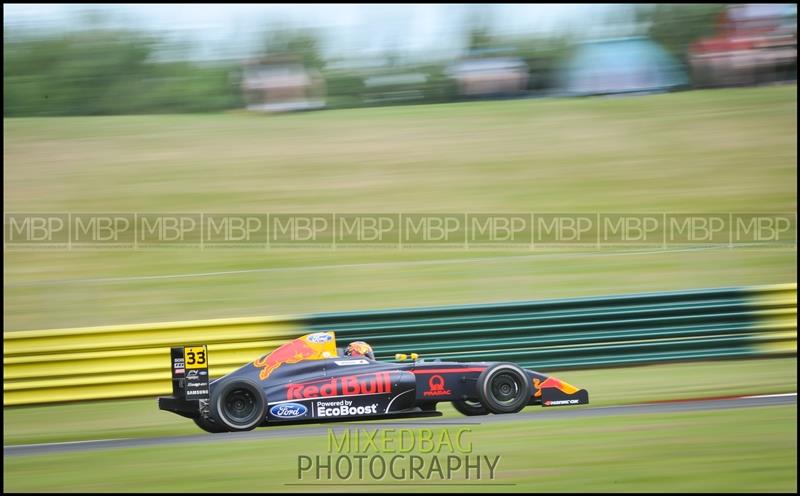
158;332;589;433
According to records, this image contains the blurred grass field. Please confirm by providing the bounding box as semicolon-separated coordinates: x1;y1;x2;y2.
3;86;797;331
4;404;796;492
3;86;797;493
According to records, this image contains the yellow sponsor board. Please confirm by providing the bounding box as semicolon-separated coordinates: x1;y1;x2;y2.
183;345;208;369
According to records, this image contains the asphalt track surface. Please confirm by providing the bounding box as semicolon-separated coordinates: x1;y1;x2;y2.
5;394;796;457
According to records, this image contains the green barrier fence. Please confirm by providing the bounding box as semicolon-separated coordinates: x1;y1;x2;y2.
3;283;795;406
310;283;797;369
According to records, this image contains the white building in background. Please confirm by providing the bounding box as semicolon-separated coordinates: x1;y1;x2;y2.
448;56;529;97
241;56;326;112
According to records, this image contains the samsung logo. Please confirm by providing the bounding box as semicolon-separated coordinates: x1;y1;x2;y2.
270;403;308;419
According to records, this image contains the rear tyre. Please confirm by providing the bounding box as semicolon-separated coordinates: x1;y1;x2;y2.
193;415;228;433
211;379;266;431
476;363;532;414
452;399;489;416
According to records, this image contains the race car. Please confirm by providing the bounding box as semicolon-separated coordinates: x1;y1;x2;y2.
158;331;589;433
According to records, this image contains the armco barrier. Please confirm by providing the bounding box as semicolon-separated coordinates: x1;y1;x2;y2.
3;316;306;405
3;283;796;406
311;283;796;369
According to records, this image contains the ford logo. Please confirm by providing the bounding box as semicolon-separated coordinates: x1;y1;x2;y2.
270;403;308;419
307;332;332;344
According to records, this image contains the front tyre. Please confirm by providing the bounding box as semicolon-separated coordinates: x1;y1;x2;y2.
476;363;532;414
452;399;489;416
211;379;266;431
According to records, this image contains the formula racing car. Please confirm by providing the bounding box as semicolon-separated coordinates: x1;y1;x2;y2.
158;331;589;433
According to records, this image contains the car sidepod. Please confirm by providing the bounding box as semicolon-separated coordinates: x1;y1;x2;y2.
265;369;418;423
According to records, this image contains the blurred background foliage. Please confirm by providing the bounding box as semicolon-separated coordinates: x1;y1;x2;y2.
4;4;741;117
634;3;727;64
3;28;240;116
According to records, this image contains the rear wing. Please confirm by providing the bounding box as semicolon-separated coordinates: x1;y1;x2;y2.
170;345;210;401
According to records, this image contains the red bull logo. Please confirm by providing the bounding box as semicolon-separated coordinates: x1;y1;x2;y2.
286;372;392;400
253;339;318;380
423;374;452;397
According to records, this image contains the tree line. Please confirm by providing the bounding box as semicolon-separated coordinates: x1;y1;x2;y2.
4;4;726;117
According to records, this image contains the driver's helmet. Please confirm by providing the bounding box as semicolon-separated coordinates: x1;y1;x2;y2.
345;341;375;360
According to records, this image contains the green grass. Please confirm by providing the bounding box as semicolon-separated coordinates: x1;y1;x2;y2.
4;405;796;492
4;89;796;492
3;86;797;330
4;357;796;446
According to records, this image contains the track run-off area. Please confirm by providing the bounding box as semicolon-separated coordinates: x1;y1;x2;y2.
5;392;796;457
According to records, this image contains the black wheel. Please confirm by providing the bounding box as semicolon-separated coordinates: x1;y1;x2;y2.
452;399;489;416
476;363;532;414
211;379;266;431
193;415;228;433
